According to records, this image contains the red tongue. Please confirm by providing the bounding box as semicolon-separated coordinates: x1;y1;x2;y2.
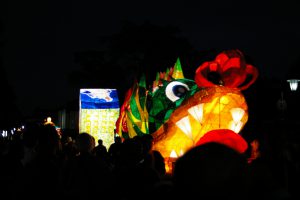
196;129;248;154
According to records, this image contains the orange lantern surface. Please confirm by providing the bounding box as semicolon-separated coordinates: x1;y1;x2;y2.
152;85;249;158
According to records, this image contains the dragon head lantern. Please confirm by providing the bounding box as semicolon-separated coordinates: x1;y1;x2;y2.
116;50;258;160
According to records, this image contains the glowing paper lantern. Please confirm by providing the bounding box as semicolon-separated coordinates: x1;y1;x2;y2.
151;50;257;158
79;89;120;148
116;50;258;161
152;86;249;158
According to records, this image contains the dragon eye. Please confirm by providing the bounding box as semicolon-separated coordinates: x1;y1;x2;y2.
165;81;190;102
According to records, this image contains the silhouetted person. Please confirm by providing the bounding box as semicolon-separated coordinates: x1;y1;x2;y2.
140;134;166;179
16;124;63;200
61;136;77;161
93;139;108;160
63;132;113;200
246;135;289;199
0;129;25;200
108;136;122;166
173;142;250;200
112;137;160;200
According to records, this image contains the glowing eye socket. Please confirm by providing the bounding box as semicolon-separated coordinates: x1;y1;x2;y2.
165;81;190;102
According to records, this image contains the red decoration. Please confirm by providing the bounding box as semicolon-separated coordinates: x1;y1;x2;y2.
195;49;258;90
196;129;248;154
115;87;133;135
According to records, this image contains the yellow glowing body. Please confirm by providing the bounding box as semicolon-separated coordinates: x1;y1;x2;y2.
152;86;248;158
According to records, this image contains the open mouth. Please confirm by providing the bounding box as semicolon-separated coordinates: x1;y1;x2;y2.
152;86;248;159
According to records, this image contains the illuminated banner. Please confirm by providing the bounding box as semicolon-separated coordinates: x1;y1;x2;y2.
79;89;120;148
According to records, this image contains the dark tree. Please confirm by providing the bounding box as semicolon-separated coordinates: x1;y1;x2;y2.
286;55;300;80
0;19;21;129
69;21;202;102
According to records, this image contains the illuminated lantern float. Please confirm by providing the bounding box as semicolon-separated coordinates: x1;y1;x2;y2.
116;50;258;169
80;89;120;148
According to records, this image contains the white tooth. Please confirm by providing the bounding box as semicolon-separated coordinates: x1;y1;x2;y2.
176;116;192;139
188;103;204;123
229;120;243;133
170;150;178;158
230;107;245;122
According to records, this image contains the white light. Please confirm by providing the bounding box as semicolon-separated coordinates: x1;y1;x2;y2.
188;103;204;123
47;117;52;123
230;108;245;122
179;149;184;156
170;150;178;158
2;130;8;137
176;116;192;139
229;120;243;133
287;79;300;91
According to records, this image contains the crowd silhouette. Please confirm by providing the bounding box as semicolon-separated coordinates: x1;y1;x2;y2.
0;122;299;200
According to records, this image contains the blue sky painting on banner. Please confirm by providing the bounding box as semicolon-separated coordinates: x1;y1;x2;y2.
80;89;119;109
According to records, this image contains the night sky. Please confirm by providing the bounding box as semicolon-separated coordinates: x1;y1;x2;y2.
1;0;300;117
